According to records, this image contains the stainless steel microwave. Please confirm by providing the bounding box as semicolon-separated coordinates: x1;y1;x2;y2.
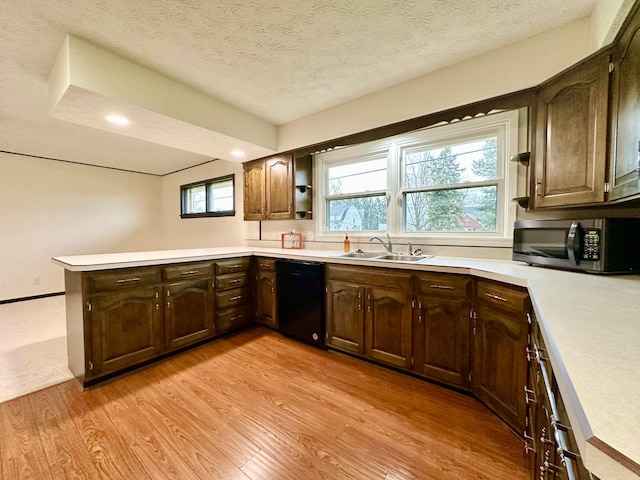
513;218;640;273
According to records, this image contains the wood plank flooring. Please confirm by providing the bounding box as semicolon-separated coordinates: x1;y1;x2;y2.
0;327;530;479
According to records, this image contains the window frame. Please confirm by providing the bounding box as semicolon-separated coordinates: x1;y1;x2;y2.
180;174;235;219
314;110;520;246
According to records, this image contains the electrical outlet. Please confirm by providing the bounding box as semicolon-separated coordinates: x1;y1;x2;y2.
33;276;41;285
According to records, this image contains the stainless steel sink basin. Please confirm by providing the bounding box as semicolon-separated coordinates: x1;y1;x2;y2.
374;254;434;263
330;252;434;263
332;251;382;259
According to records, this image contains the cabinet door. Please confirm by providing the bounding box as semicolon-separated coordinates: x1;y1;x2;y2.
414;295;471;388
473;304;528;432
326;280;364;354
534;53;609;207
364;286;413;369
609;4;640;201
256;270;277;327
89;286;163;378
165;279;214;350
243;159;266;220
265;154;293;220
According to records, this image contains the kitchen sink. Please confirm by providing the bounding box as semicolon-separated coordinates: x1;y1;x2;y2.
332;251;382;259
374;254;434;263
330;252;434;263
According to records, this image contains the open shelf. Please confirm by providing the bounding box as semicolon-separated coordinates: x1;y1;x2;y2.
511;196;530;209
510;152;530;166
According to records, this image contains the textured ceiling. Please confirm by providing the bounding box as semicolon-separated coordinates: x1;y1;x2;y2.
1;0;599;175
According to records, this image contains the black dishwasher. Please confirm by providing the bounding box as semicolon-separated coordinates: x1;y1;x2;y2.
275;259;325;347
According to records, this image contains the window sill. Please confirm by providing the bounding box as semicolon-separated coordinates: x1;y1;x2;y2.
314;233;514;249
180;211;235;219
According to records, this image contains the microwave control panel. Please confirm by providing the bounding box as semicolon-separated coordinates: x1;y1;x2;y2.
582;229;601;260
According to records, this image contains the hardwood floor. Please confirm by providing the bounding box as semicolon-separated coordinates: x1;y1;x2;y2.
0;327;530;479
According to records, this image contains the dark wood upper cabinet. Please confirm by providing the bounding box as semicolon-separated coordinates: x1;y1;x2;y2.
243;153;294;221
243;159;266;220
265;154;294;220
609;2;640;202
533;52;610;208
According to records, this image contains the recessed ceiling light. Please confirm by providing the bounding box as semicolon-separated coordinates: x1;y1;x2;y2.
105;114;130;125
231;150;245;158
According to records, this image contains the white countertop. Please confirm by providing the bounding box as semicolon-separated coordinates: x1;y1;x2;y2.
52;247;640;480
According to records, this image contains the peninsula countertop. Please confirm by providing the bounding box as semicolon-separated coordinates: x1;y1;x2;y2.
52;247;640;480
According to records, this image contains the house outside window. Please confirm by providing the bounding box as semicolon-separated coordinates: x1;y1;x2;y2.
314;110;519;246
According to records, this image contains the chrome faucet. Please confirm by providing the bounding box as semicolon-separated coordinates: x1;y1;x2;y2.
370;233;393;253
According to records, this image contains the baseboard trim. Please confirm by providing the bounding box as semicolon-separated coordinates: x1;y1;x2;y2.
0;291;65;305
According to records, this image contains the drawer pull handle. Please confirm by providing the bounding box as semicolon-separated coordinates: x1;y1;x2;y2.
230;295;242;301
430;284;454;290
230;279;242;283
259;264;270;268
181;270;199;275
230;265;242;269
485;292;508;302
117;277;140;284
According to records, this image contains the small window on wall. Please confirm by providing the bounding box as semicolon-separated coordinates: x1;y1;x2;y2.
180;174;235;218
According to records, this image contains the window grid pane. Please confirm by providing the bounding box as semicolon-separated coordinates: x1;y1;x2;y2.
187;185;206;214
208;179;234;212
403;137;498;189
404;185;498;233
328;157;387;195
326;195;387;231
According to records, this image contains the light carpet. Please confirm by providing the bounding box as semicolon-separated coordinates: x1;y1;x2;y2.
0;295;73;404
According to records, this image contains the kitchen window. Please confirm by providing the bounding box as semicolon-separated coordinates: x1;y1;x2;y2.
314;110;519;245
180;174;235;218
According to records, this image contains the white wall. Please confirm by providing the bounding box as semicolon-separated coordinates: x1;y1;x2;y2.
278;18;594;152
159;160;247;249
0;152;163;301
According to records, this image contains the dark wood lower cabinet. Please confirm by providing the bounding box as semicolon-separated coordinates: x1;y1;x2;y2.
164;279;214;350
89;286;164;378
255;269;277;327
326;280;364;354
414;294;470;388
473;280;530;433
365;286;413;369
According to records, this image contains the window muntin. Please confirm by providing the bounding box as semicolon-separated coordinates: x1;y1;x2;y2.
327;195;387;231
401;136;500;233
324;151;389;232
314;110;519;243
404;185;498;232
180;174;235;218
328;155;387;195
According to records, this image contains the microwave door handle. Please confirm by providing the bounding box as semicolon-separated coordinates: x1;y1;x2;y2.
567;221;581;266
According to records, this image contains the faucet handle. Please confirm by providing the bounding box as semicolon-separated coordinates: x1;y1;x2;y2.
408;242;413;255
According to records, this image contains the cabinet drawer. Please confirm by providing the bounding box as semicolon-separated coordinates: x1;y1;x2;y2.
476;280;529;312
215;257;251;275
87;267;159;292
163;262;212;281
255;257;276;271
215;271;250;291
216;287;251;309
216;306;252;333
415;273;471;298
326;265;412;290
